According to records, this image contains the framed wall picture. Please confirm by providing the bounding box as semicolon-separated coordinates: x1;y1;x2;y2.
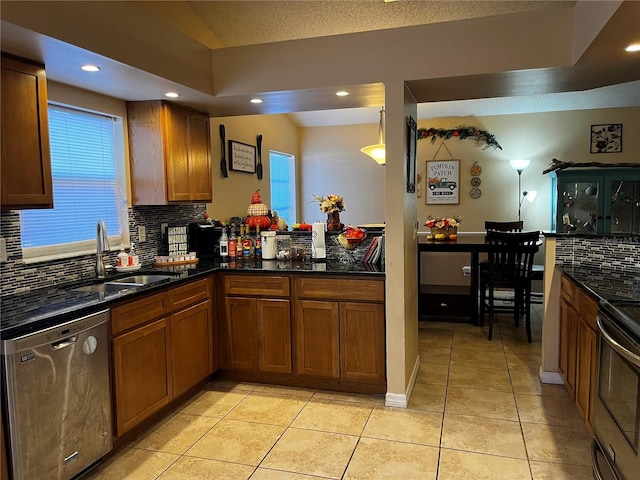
406;116;417;193
426;159;460;204
228;140;256;173
590;124;622;153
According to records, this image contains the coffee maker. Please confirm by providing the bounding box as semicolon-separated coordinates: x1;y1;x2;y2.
188;222;223;259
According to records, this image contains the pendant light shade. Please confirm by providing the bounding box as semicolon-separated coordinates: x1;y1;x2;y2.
361;108;385;165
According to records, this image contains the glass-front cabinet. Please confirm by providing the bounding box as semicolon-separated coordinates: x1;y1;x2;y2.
554;169;640;235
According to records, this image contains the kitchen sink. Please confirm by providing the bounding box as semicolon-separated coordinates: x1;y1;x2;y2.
105;274;174;286
72;283;133;293
71;274;173;294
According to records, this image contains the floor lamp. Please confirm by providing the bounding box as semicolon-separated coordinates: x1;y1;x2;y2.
510;159;531;222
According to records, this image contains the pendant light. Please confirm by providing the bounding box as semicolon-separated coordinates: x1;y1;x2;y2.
361;107;385;165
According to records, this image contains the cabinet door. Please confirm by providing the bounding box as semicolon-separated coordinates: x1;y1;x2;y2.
170;301;212;398
164;104;191;202
188;111;212;201
576;319;596;431
1;55;53;210
559;298;578;399
257;299;291;373
296;300;339;378
112;318;170;436
340;302;386;384
225;297;259;370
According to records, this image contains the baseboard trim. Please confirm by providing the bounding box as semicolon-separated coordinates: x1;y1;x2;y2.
385;354;420;408
539;366;564;385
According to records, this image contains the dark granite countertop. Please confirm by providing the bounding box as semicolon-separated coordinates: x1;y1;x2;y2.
557;264;640;302
1;259;384;340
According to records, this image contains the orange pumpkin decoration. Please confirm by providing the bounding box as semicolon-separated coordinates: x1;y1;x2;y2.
246;190;270;229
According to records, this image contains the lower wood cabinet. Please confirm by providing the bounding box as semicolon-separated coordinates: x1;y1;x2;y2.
295;277;386;386
558;272;598;432
296;300;340;378
222;273;386;391
171;301;213;397
111;277;213;437
558;297;578;399
224;275;292;373
113;318;171;435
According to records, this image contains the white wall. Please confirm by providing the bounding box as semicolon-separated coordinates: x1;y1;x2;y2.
299;124;386;226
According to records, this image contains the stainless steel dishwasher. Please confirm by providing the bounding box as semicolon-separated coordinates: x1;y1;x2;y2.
3;309;113;480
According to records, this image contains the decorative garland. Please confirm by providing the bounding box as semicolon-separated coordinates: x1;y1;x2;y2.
417;126;502;150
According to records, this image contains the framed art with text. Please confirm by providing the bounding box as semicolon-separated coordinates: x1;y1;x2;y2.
426;159;460;204
228;140;256;173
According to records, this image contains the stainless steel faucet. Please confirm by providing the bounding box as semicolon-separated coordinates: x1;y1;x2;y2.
95;219;111;278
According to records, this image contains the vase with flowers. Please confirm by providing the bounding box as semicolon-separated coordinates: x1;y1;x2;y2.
312;194;346;231
425;214;461;240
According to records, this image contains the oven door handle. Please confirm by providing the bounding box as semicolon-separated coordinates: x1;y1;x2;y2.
597;317;640;368
591;438;617;480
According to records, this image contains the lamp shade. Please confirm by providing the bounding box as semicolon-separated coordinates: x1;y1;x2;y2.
360;144;385;164
509;159;531;172
361;108;385;165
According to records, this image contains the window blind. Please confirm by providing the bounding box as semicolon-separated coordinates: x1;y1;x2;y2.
270;151;296;223
20;105;127;258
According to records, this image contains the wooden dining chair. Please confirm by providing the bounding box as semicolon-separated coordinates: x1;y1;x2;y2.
484;220;523;232
480;230;540;343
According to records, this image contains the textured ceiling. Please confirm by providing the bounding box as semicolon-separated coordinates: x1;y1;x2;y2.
186;0;576;48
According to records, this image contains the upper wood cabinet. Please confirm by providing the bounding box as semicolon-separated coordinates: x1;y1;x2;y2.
126;100;212;205
1;54;53;210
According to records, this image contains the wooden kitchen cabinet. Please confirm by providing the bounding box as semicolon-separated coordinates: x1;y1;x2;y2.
223;275;292;373
575;290;598;431
112;318;171;435
1;54;53;210
296;300;340;378
295;277;386;385
170;300;212;397
126;100;212;205
111;277;213;436
558;272;598;432
558;297;578;399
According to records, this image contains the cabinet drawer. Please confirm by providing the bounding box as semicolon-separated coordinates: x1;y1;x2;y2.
579;290;598;331
224;275;290;297
169;278;210;311
296;277;384;302
112;291;169;335
561;275;579;305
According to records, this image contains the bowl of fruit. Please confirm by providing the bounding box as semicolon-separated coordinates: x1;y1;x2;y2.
338;226;366;250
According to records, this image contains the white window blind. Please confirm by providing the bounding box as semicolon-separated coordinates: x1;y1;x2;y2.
269;151;296;224
20;105;128;261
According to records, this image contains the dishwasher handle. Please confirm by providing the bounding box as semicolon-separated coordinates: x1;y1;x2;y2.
51;335;78;350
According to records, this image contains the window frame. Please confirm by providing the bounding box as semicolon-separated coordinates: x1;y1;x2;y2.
20;103;129;263
269;150;297;224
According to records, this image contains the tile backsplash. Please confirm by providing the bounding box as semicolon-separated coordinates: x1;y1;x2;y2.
1;206;382;297
555;236;640;273
0;205;206;296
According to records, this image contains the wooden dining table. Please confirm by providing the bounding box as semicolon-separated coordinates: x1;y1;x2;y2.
417;234;543;325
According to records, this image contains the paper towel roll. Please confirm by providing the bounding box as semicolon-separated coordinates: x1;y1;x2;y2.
311;222;326;260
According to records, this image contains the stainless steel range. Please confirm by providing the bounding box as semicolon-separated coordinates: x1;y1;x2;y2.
592;299;640;480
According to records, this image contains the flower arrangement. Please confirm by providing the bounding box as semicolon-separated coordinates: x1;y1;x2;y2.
311;194;346;213
424;214;461;229
417;126;502;150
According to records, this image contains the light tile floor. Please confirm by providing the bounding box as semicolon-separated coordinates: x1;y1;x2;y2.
86;305;593;479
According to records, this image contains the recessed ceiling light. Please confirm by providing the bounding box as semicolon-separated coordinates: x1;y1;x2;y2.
81;64;100;72
625;43;640;52
165;92;180;98
250;98;263;104
336;90;350;97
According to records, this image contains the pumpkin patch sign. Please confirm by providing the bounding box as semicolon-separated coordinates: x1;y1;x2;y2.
426;159;460;205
